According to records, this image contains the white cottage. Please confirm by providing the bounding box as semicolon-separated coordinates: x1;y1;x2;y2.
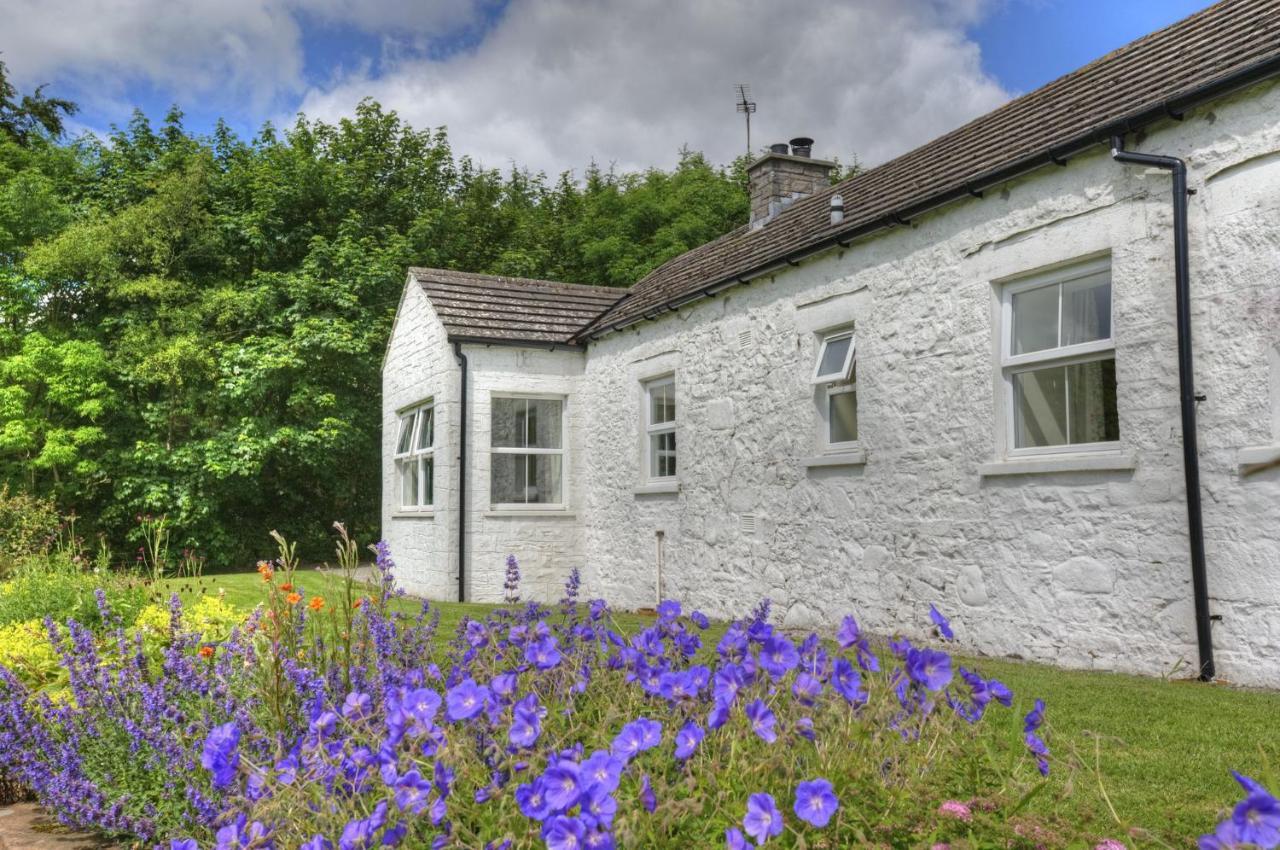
384;0;1280;686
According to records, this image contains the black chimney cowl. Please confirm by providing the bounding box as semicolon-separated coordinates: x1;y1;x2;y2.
790;137;814;157
769;142;789;154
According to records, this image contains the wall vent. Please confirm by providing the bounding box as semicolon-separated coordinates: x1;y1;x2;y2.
738;329;753;352
740;514;757;534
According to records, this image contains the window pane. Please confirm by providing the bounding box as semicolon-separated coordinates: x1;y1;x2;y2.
420;456;434;505
817;335;852;378
416;407;434;451
649;382;675;425
1013;365;1067;448
396;414;415;454
1061;272;1111;346
491;453;561;504
492;398;525;448
400;459;418;507
650;431;677;478
526;399;563;449
829;390;858;444
1011;284;1059;355
1067;358;1119;443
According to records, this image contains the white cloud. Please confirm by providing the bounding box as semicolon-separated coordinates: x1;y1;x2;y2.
1;0;1012;175
295;0;1012;175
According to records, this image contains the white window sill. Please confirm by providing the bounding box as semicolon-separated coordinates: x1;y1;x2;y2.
391;510;435;519
634;480;680;495
1239;445;1280;472
483;509;577;518
803;449;867;468
979;451;1136;477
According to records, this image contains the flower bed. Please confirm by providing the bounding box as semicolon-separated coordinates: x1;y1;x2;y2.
0;532;1272;849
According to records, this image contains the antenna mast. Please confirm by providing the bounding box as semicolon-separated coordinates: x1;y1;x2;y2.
735;83;756;159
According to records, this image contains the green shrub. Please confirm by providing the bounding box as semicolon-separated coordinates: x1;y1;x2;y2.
0;486;59;574
0;551;147;630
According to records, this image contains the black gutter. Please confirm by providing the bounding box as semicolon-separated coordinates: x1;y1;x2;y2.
447;334;585;352
1111;135;1215;682
580;52;1280;341
451;341;468;603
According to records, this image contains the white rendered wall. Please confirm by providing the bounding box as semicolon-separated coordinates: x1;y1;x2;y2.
578;79;1280;685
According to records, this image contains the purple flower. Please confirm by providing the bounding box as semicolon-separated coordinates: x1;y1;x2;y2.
929;604;954;641
526;635;563;670
582;750;624;795
343;690;372;718
393;770;433;815
743;792;783;844
690;610;710;630
640;774;656;813
171;841;199;850
300;838;333;850
509;706;542;748
906;647;953;692
745;700;777;744
725;827;750;850
1024;698;1045;733
674;721;704;760
794;778;839;828
759;635;799;678
1232;793;1280;847
835;615;861;648
543;760;583;812
544;816;586;850
201;722;241;790
831;658;866;706
611;718;662;762
405;687;442;726
1025;732;1050;776
445;678;490;721
516;778;552;821
791;672;822;705
657;600;681;621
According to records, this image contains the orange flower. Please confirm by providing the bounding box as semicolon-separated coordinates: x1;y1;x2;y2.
280;583;294;592
257;560;274;582
199;645;215;659
353;598;364;609
286;592;302;605
308;596;325;612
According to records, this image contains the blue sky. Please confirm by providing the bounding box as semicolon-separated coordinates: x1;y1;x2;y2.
2;0;1214;174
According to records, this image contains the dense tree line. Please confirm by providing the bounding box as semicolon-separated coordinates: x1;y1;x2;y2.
0;62;755;564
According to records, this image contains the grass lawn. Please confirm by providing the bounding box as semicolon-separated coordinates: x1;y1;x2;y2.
159;569;1280;847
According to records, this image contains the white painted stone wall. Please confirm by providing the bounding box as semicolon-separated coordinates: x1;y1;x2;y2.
577;79;1280;686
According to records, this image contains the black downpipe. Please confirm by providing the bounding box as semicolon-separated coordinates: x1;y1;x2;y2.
1110;135;1215;682
452;341;468;603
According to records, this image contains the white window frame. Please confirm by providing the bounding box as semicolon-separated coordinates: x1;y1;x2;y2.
812;329;857;384
813;328;859;453
394;400;435;511
643;375;677;482
489;393;568;511
998;257;1118;458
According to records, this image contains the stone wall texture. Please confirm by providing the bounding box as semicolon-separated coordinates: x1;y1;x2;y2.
385;79;1280;686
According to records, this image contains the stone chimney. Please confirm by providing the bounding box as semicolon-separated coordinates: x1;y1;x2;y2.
747;137;836;229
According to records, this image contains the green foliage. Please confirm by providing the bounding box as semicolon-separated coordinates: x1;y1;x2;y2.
0;60;78;145
0;551;147;630
0;485;59;569
0;92;754;565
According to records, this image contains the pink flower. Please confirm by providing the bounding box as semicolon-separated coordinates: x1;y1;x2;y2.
938;800;972;821
1095;841;1126;850
931;845;951;850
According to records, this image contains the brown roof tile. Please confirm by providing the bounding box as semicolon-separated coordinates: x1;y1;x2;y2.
411;268;625;346
578;0;1280;338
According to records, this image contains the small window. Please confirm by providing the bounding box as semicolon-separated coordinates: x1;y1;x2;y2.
491;396;565;507
644;376;677;480
812;330;856;384
813;329;858;450
1001;259;1118;453
395;402;435;510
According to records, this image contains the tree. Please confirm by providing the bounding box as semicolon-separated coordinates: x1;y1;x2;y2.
0;59;78;144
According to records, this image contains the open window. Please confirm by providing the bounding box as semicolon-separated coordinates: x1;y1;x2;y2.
813;329;858;451
490;396;565;508
395;401;434;510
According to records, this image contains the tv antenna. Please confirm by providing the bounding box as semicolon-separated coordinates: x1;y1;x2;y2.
735;83;756;159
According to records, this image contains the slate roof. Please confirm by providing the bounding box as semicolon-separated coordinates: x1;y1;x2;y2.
410;267;625;347
576;0;1280;338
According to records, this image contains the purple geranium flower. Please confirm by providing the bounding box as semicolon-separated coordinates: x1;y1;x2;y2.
745;699;777;744
445;678;490;721
611;718;662;762
1024;698;1045;733
690;610;710;630
1233;793;1280;847
640;774;656;813
543;760;583;812
404;687;441;726
905;647;953;692
201;721;241;790
929;604;955;641
544;815;586;850
743;792;783;844
674;721;704;760
759;635;799;678
794;778;839;828
526;635;563;670
836;615;861;648
582;750;624;795
657;600;681;621
725;827;750;850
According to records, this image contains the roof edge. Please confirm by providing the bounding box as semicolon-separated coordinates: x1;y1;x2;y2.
578;49;1280;343
447;333;587;352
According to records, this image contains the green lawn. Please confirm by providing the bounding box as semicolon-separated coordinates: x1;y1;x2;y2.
159;570;1279;847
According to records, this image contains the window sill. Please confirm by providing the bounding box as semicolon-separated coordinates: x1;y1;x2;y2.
803;449;867;468
391;511;435;519
1239;445;1280;472
979;451;1136;477
634;480;680;495
483;509;577;518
